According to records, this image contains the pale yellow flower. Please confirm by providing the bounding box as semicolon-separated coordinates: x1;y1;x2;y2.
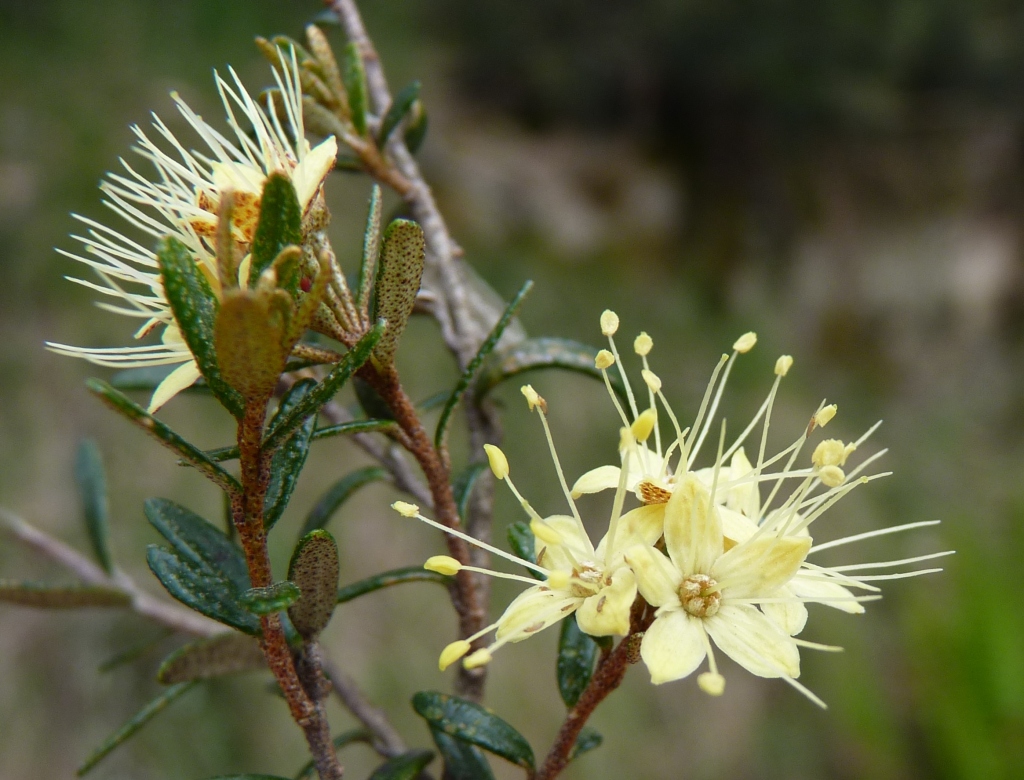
47;48;337;412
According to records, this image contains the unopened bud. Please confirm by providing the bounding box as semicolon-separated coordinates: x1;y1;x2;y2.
483;444;509;480
595;349;615;370
392;501;420;518
439;640;471;671
424;555;462;576
600;309;620;336
733;332;757;353
775;355;793;376
634;332;653;356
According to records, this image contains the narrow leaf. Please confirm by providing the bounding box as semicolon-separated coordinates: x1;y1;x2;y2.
452;462;488;521
372;220;425;366
556;614;599;707
87;379;240;495
287;530;340;639
146;547;260;635
262;321;385;453
157;633;265;684
249;172;302;287
567;727;603;762
337;566;450;605
435;280;533;450
294;730;371;780
506;521;543;580
341;41;368;136
367;749;434;780
377;81;421;147
157;236;244;416
474;337;628;406
301;467;389;537
241;582;301;615
75;439;113;573
99;630;173;673
411;691;535;770
77;682;198;776
264;379;318;529
429;727;495;780
0;581;129;608
353;376;396;421
311;419;396;441
356;184;383;309
404;101;428;154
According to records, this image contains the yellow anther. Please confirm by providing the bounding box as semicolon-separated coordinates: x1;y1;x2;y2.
530;519;564;546
634;332;653;356
641;369;662;393
698;672;725;696
483;444;509;480
463;648;493;669
424;555;462;576
775;355;793;376
619;426;634;451
814;404;838;428
595;349;615;370
818;465;845;487
631;408;657;443
392;501;420;518
812;439;850;468
733;332;757;353
438;640;471;671
521;384;546;412
600;309;620;336
546;570;570;590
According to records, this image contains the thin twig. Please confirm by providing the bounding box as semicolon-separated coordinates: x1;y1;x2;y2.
321;657;408;758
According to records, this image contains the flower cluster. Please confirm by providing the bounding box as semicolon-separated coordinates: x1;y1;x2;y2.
395;310;948;705
47;48;337;412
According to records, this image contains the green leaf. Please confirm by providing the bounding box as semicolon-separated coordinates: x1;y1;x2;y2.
301;467;389;537
110;365;209;394
372;220;425;366
429;727;495;780
311;418;397;442
215;288;293;400
506;521;543;580
249;172;302;288
77;681;198;776
356;185;383;309
336;566;450;605
262;320;385;453
147;548;259;635
157;633;265;684
557;614;599;707
87;379;241;495
567;727;603;762
145;499;258;634
264;379;318;529
0;581;129;608
367;749;434;780
74;439;113;574
377;81;421;147
474;337;628;406
411;691;534;770
341;41;368;136
294;730;371;780
287;530;339;639
434;280;533;450
240;582;301;615
157;236;244;417
353;375;396;421
403;100;428;154
452;461;488;521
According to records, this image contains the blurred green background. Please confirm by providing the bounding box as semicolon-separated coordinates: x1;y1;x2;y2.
1;1;1022;778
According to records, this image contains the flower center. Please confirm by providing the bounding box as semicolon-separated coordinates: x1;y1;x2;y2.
569;562;604;598
637;479;672;505
679;574;721;618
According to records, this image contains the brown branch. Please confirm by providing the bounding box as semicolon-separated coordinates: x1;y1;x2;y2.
536;602;654;780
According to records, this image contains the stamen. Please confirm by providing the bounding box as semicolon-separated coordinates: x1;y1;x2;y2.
808;520;940;553
534;403;589;541
678;354;729;475
686;352;737;469
827;550;955;572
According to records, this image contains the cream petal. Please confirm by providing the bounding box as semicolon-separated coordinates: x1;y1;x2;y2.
495;587;578;641
712;536;810;599
293;136;338;211
664;474;722;576
704;604;800;679
789;574;866;615
760;586;809;636
640;610;706;685
596;504;665;561
624;544;682;608
576;567;636;637
719;506;758;546
570;465;622;498
147;360;201;413
543;515;596;559
726;448;761;519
